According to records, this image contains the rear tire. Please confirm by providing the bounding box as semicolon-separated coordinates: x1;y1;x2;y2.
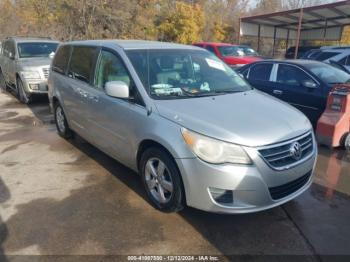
140;147;184;213
54;102;73;139
17;77;31;104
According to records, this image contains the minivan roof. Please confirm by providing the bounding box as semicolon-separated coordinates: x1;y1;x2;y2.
64;40;202;50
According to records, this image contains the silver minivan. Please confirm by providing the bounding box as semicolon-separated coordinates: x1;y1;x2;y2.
48;40;317;214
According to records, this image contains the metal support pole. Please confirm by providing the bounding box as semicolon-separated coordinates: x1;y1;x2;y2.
323;19;328;44
257;24;261;53
294;8;303;59
286;29;290;53
272;26;277;57
238;18;241;44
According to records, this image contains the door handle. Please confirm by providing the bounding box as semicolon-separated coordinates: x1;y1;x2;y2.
273;89;283;95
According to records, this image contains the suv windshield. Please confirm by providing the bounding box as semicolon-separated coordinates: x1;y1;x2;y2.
305;63;350;84
18;42;58;58
218;46;258;57
126;49;252;99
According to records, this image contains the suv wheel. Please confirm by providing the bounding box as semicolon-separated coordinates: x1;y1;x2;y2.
17;77;31;104
140;147;184;212
54;102;72;139
0;71;7;92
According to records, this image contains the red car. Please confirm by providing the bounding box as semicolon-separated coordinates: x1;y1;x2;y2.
193;42;262;68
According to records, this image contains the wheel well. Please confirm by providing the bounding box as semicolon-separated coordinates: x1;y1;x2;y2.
137;140;174;170
136;139;187;204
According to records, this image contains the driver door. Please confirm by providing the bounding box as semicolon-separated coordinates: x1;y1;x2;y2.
84;49;147;163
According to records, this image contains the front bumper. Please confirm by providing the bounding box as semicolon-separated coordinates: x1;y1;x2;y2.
176;137;317;214
22;79;48;94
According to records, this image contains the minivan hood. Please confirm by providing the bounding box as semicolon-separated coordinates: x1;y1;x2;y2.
154;90;312;147
18;57;52;68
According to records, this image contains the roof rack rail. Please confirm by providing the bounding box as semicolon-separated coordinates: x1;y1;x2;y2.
6;35;53;40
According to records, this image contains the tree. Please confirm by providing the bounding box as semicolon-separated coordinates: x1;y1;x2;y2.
157;1;205;44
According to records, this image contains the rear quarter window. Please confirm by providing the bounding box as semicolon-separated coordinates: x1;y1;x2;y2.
248;63;273;81
52;45;71;74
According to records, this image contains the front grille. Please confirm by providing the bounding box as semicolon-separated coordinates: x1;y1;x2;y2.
42;68;49;79
258;132;313;169
269;171;312;200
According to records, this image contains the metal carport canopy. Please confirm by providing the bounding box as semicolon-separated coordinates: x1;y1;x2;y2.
239;0;350;58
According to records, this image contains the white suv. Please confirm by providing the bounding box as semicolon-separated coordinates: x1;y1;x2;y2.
0;37;59;103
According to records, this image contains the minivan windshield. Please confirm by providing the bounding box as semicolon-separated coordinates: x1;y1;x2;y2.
18;42;58;58
304;63;350;85
126;49;252;99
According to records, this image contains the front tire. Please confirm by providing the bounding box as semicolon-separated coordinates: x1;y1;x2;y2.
17;77;31;104
344;134;350;151
0;71;7;92
140;147;184;213
54;102;73;139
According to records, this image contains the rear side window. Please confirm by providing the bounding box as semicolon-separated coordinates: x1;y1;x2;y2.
2;41;9;56
248;63;272;81
315;52;340;61
2;40;15;58
68;46;97;84
52;45;71;74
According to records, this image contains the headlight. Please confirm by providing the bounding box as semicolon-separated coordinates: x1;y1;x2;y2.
181;128;252;165
20;71;40;79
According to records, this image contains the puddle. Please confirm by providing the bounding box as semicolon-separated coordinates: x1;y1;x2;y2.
314;147;350;198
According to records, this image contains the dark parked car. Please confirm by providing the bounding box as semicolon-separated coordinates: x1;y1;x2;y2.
285;46;321;59
300;49;323;60
238;60;350;125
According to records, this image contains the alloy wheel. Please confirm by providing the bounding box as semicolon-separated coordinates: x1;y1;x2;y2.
56;106;66;133
144;158;174;204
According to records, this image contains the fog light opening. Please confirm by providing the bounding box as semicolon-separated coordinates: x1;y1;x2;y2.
29;84;40;90
209;187;233;205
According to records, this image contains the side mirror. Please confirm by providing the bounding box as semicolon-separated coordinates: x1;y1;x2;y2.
301;79;317;89
105;81;129;98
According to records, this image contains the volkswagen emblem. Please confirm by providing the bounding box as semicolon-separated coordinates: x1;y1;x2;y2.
290;142;302;160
